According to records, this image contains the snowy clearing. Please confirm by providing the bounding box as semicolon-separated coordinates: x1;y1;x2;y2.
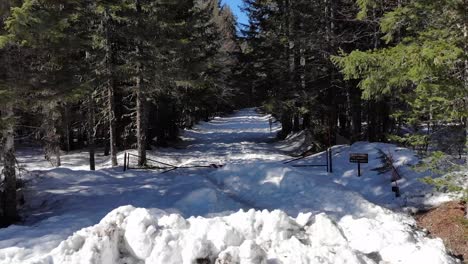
0;109;460;264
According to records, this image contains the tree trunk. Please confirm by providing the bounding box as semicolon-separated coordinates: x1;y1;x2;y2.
1;103;18;226
463;5;468;169
326;0;337;145
108;85;117;167
104;141;110;156
380;101;390;141
302;113;311;130
104;10;118;167
367;100;376;141
136;75;146;167
462;0;468;219
299;21;306;91
54;141;61;167
135;0;146;167
292;113;299;132
279;110;293;140
43;109;61;167
351;85;362;142
287;0;295;91
87;95;96;171
63;106;71;152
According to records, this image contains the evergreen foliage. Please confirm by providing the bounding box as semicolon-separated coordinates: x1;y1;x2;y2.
333;0;468;197
0;0;467;225
333;0;467;145
0;0;240;224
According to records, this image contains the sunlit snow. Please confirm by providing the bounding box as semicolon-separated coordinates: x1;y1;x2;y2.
0;109;459;264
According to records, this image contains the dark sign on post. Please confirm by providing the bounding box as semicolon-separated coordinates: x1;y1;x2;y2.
349;153;368;176
350;153;368;163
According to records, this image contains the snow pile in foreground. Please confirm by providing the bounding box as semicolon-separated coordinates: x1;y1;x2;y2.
27;206;455;264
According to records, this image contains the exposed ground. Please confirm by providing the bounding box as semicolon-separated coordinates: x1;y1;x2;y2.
417;201;468;263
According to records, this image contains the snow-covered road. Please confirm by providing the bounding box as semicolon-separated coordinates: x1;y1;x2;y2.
0;109;459;264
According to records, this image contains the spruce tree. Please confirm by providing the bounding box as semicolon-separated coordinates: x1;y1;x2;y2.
0;0;24;226
333;0;468;157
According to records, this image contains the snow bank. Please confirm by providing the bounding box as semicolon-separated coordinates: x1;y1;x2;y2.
25;206;455;264
209;162;397;219
2;109;461;264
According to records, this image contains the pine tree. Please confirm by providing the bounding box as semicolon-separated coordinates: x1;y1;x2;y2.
1;0;241;178
240;0;379;145
0;0;24;226
333;0;468;156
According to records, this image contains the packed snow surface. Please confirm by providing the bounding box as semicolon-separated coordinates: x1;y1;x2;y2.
0;109;459;263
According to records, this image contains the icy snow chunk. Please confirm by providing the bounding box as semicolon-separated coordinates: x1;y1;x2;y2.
257;210;299;245
206;220;244;252
99;205;135;226
223;209;258;240
49;222;120;264
146;229;183;264
124;208;158;259
239;240;267;264
308;213;347;247
23;206;458;264
43;206;138;264
380;237;452;264
339;216;387;254
303;214;375;264
215;246;240;264
295;212;313;227
158;213;189;229
181;236;213;264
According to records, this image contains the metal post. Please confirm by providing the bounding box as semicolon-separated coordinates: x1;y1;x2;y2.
123;152;127;171
328;147;333;173
358;162;361;176
326;148;329;172
127;154;130;170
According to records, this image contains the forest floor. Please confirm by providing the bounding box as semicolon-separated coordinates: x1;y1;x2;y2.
0;108;464;264
416;201;468;263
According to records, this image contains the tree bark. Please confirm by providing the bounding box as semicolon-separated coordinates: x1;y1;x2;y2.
135;0;146;167
63;106;71;152
293;114;301;132
463;0;468;218
1;103;18;225
351;85;362;142
43;109;61;167
367;100;376;141
302;113;311;130
136;75;146;167
326;0;337;145
87;95;96;171
287;0;295;90
108;84;117;167
279;112;293;139
463;3;468;168
299;21;306;91
54;139;61;167
104;10;118;167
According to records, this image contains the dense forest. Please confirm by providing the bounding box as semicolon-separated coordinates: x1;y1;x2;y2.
1;0;467;228
238;0;467;149
0;0;241;224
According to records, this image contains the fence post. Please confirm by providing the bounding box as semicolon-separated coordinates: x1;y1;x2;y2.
328;147;333;173
326;148;329;172
126;153;130;171
123;152;127;172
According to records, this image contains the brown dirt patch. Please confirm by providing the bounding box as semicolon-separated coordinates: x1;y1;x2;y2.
416;201;468;263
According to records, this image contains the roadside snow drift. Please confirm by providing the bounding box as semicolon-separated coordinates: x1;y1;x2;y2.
0;109;460;264
28;206;454;264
